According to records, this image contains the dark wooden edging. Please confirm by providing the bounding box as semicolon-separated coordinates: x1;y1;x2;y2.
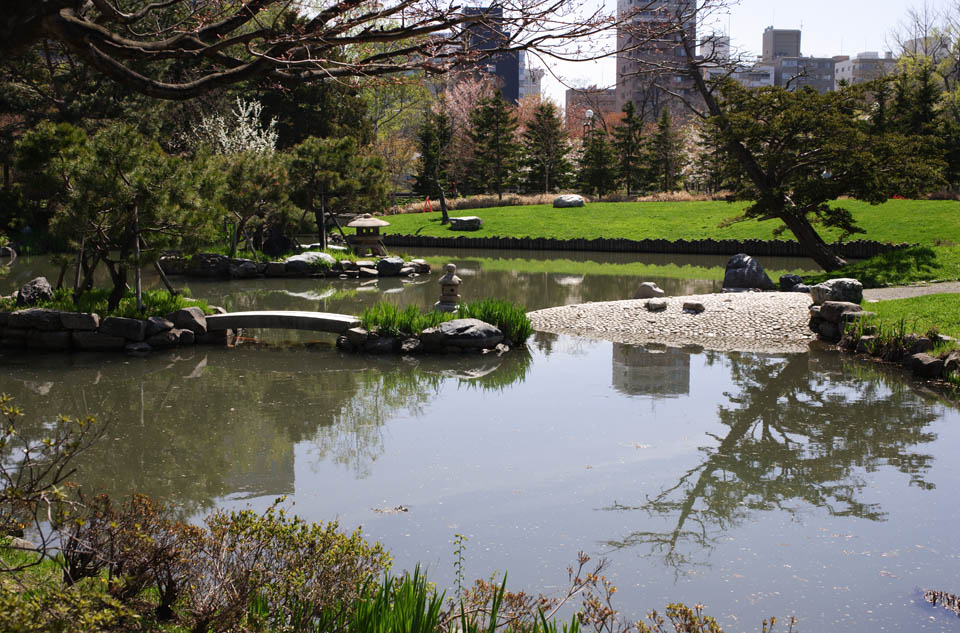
383;235;911;259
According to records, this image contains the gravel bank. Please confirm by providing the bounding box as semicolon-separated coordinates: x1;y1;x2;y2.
528;292;815;353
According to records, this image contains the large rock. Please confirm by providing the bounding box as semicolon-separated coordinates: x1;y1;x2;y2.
646;298;667;312
818;301;862;324
265;261;287;277
376;256;406;277
8;308;63;331
27;330;71;351
284;251;336;275
810;278;863;305
553;194;585;208
448;216;483;230
72;331;126;352
420;318;504;350
16;277;54;306
99;316;146;341
230;259;260;279
186;253;232;278
166;307;207;336
146;329;180;347
145;316;174;337
722;254;775;290
634;282;665;299
779;274;803;292
944;351;960;375
60;312;100;331
906;353;945;379
682;301;706;314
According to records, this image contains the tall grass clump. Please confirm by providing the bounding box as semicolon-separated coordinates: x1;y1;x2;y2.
361;300;533;346
360;303;454;337
458;298;533;345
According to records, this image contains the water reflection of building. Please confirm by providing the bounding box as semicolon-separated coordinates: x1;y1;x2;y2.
611;343;691;398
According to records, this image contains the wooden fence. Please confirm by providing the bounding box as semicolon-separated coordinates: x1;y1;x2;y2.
382;234;911;259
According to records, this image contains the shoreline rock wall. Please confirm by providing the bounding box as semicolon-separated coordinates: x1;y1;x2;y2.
0;306;234;355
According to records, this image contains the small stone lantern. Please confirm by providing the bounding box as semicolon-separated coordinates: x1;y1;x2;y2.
434;263;461;312
346;214;390;256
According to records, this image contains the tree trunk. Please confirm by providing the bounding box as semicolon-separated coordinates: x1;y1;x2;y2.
779;213;848;271
133;204;142;314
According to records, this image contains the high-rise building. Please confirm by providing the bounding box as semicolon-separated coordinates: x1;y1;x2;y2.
517;51;545;101
461;6;520;104
762;27;801;61
615;0;697;118
833;51;897;89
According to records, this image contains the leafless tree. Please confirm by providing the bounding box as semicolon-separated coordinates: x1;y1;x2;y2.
3;0;638;100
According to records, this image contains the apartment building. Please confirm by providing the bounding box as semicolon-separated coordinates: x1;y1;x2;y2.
615;0;697;118
833;52;898;89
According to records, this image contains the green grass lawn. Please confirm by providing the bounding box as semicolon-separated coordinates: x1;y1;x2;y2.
803;245;960;287
383;199;960;245
868;293;960;339
422;255;816;280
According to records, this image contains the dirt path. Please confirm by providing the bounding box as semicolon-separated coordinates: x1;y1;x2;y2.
863;281;960;302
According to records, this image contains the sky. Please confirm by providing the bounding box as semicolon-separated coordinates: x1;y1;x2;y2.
539;0;929;105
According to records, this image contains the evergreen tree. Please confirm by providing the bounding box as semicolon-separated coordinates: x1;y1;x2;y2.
650;108;685;192
468;92;521;200
521;101;572;193
288;136;387;248
412;108;453;201
611;101;646;194
577;121;617;197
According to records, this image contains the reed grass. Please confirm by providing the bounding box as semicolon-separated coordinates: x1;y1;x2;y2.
360;299;534;345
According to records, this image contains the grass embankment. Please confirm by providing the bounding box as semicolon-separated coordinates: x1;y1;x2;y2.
868;294;960;340
361;299;533;346
0;288;212;319
383;199;960;245
421;255;815;279
803;245;960;287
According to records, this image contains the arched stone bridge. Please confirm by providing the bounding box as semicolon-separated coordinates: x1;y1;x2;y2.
205;311;360;334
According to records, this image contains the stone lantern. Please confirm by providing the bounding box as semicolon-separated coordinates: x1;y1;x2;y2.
434;263;461;312
345;214;390;256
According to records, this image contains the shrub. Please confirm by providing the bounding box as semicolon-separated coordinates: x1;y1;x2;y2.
184;501;390;633
0;287;212;319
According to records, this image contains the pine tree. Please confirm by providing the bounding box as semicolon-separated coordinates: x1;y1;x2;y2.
611;101;646;195
413;108;453;200
468;92;521;200
577;121;617;197
650;108;685;192
521;101;572;193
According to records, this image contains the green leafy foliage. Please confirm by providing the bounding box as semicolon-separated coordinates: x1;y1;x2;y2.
577;123;617;197
469;93;521;200
522;102;573;194
414;108;454;200
289;136;388;246
0;288;212;320
611;101;647;195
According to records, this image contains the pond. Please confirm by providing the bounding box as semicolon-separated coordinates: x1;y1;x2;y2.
3;251;959;632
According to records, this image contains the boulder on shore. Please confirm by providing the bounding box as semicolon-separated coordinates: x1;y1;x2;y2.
420;318;504;349
16;277;54;306
634;282;665;299
449;216;483;231
722;254;775;291
810;278;863;305
553;194;585;208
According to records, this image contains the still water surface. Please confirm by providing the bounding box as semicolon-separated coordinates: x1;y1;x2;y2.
2;252;959;632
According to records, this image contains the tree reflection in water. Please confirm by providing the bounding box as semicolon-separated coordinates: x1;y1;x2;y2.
602;350;939;572
1;346;532;517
